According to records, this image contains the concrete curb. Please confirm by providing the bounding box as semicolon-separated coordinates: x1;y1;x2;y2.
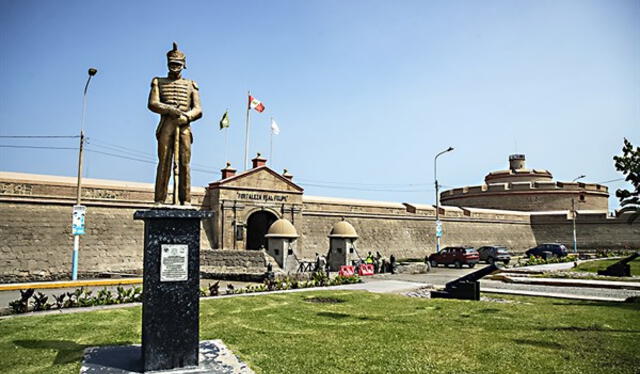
500;276;640;290
0;278;143;292
482;287;626;302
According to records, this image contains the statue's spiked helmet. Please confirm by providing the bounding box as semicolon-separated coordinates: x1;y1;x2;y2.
167;42;187;68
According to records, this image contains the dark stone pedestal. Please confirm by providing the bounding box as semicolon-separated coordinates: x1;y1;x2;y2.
80;340;255;373
134;208;213;372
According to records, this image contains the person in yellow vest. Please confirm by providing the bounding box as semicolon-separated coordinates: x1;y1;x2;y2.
365;252;374;264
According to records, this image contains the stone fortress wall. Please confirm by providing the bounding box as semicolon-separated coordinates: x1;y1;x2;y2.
1;171;638;282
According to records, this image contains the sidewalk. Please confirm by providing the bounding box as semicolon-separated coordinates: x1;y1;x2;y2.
496;276;640;290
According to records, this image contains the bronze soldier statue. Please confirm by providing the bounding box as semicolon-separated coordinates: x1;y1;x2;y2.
148;42;202;206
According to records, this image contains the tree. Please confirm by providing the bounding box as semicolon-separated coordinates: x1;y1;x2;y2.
613;138;640;223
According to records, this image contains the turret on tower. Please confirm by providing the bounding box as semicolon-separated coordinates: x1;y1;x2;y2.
509;154;526;170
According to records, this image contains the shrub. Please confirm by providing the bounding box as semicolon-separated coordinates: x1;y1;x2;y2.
331;275;362;285
8;289;34;314
32;292;51;311
311;271;330;287
517;254;578;267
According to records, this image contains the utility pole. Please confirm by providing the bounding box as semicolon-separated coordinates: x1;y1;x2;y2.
434;146;454;253
571;198;578;254
71;68;97;281
570;175;586;254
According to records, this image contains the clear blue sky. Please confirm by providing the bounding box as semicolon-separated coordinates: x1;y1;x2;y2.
1;0;638;210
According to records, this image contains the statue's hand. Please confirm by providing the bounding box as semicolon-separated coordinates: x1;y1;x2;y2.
177;113;190;126
168;107;182;118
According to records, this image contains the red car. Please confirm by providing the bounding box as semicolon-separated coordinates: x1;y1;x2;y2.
429;247;479;268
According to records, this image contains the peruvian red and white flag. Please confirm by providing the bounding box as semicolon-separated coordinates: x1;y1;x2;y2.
248;95;265;113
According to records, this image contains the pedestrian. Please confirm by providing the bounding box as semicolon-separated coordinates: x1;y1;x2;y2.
390;254;396;274
319;254;327;275
365;251;374;264
314;252;320;272
379;253;387;274
374;251;382;273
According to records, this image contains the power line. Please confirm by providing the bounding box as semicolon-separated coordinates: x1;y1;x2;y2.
0;145;77;150
89;137;214;169
295;177;431;187
86;148;156;164
85;148;216;175
595;178;625;184
0;135;79;138
299;182;433;193
87;141;156;161
88;138;153;157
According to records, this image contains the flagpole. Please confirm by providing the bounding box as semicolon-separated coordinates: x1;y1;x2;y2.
244;91;251;170
223;107;229;164
224;127;228;164
269;117;273;166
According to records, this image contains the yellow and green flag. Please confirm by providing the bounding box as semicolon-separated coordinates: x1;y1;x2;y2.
219;110;230;130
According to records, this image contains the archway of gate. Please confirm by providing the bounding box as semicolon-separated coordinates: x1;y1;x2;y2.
246;210;278;250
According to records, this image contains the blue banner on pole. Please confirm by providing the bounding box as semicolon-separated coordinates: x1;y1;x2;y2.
436;220;443;238
72;205;86;235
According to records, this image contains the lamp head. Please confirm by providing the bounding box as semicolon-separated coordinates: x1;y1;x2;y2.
88;68;97;76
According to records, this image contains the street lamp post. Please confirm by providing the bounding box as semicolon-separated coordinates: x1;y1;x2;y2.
570;175;586;254
72;68;98;281
434;146;454;253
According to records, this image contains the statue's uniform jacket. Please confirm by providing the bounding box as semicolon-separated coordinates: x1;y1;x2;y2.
148;77;202;204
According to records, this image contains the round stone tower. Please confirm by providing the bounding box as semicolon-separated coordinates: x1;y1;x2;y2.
440;155;609;212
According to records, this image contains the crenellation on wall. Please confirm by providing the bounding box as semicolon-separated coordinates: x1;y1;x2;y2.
486;183;508;192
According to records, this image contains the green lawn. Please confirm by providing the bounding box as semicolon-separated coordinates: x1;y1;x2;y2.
0;291;639;374
574;258;640;276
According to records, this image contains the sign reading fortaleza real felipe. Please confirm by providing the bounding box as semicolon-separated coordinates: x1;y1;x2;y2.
237;192;289;202
160;244;188;282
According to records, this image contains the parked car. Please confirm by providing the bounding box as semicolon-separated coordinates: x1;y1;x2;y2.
525;243;568;259
477;246;511;265
429;247;479;268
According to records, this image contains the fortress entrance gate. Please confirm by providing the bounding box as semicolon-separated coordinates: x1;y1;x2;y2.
206;157;304;251
246;210;278;250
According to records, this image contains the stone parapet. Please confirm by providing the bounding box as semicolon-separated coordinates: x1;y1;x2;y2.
441;180;608;212
0;171;207;208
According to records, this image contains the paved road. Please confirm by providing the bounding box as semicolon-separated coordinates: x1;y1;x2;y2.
365;264;484;286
